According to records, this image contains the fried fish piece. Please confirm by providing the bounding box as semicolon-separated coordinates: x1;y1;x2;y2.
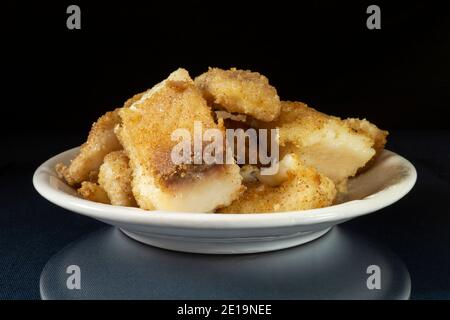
195;67;281;122
251;101;377;185
116;68;243;212
77;181;110;204
218;154;336;213
56;109;122;186
98;151;137;207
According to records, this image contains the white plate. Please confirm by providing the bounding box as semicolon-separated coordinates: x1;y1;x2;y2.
33;148;416;254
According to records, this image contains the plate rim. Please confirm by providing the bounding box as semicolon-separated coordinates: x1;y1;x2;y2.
33;147;417;229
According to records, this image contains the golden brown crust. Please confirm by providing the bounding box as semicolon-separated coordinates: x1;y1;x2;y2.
118;70;222;189
56;109;122;186
77;181;110;204
251;101;333;145
123;92;145;109
219;154;337;213
55;67;389;214
117;68;243;211
195;67;281;122
98;151;137;207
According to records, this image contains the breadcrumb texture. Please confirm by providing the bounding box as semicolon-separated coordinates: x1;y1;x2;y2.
77;181;110;204
123;92;145;109
98;151;137;207
219;154;337;213
195;67;281;122
54;66;389;214
117;68;243;212
56;109;122;186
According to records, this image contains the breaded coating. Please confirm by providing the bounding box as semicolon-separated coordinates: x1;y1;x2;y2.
219;154;337;213
123;92;145;109
195;67;281;122
77;181;110;204
251;101;376;184
98;151;137;207
55;66;389;214
56;109;122;186
117;68;243;212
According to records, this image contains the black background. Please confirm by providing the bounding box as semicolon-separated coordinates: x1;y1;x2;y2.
1;1;450;299
4;0;450;135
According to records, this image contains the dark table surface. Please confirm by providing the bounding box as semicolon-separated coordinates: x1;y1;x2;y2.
1;130;449;299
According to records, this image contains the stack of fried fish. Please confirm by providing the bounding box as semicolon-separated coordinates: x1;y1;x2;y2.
56;68;388;213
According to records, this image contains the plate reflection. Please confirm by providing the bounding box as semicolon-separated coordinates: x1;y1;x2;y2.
40;226;410;299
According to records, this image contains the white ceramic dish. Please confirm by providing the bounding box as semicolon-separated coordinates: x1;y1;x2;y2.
33;147;416;254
